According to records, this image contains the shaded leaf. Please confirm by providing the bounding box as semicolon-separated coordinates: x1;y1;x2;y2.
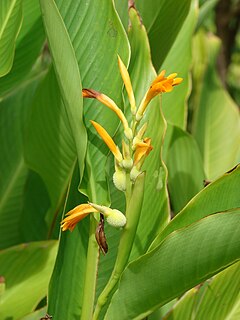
191;33;240;180
0;76;44;249
135;0;191;70
161;0;198;128
163;124;205;213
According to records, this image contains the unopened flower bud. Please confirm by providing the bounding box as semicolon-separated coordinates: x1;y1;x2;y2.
106;209;126;228
122;158;133;170
124;127;133;140
113;169;126;191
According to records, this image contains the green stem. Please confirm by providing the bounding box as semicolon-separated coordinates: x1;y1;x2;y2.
81;216;99;320
93;173;145;319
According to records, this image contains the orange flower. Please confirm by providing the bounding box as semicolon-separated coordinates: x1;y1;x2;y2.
82;89;132;139
90;120;123;163
136;72;183;121
61;204;98;231
134;138;153;165
117;55;136;114
61;202;126;231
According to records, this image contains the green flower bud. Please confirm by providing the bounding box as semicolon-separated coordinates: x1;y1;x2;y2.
106;209;126;228
122;158;133;170
124;127;133;140
113;169;126;191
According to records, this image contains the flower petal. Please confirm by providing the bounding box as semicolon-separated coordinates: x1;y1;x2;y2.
118;55;136;114
82;88;129;131
61;204;98;231
90;120;123;162
134;138;153;165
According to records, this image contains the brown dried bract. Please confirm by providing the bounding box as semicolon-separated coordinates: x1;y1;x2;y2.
82;88;100;98
95;214;108;255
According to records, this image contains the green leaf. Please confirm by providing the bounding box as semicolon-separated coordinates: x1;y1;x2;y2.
0;76;44;249
0;0;22;76
164;262;240;320
25;69;77;215
163;124;205;213
40;0;130;204
135;0;191;70
191;33;240;180
48;166;89;319
105;210;240;319
0;0;45;97
114;0;191;72
161;0;198;128
0;240;58;320
39;0;87;183
150;164;240;249
127;7;169;260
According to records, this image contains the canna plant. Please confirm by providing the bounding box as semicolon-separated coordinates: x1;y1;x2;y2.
0;0;240;320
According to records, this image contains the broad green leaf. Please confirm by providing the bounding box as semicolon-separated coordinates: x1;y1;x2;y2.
0;76;45;249
0;0;22;76
127;7;169;260
161;0;198;128
37;1;130;317
0;0;45;96
191;33;240;180
163;124;205;214
164;262;240;320
39;0;87;183
0;240;58;320
150;164;240;249
40;0;130;204
105;210;240;319
135;0;191;70
25;69;76;216
48;166;90;319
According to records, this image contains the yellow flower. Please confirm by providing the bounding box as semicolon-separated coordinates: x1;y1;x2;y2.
61;202;126;231
136;71;183;121
117;55;136;114
90;120;123;163
82;89;132;140
134;137;153;165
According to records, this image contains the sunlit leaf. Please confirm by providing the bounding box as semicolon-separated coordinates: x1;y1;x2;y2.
106;210;240;319
0;241;58;320
151;164;240;249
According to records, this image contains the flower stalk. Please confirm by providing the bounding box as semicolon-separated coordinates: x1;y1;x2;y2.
60;55;182;319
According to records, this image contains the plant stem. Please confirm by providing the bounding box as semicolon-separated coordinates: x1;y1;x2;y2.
81;216;99;320
93;173;145;319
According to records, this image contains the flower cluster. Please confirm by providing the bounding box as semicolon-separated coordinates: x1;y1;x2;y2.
61;56;182;236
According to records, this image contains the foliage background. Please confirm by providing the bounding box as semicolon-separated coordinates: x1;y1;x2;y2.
0;0;239;319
